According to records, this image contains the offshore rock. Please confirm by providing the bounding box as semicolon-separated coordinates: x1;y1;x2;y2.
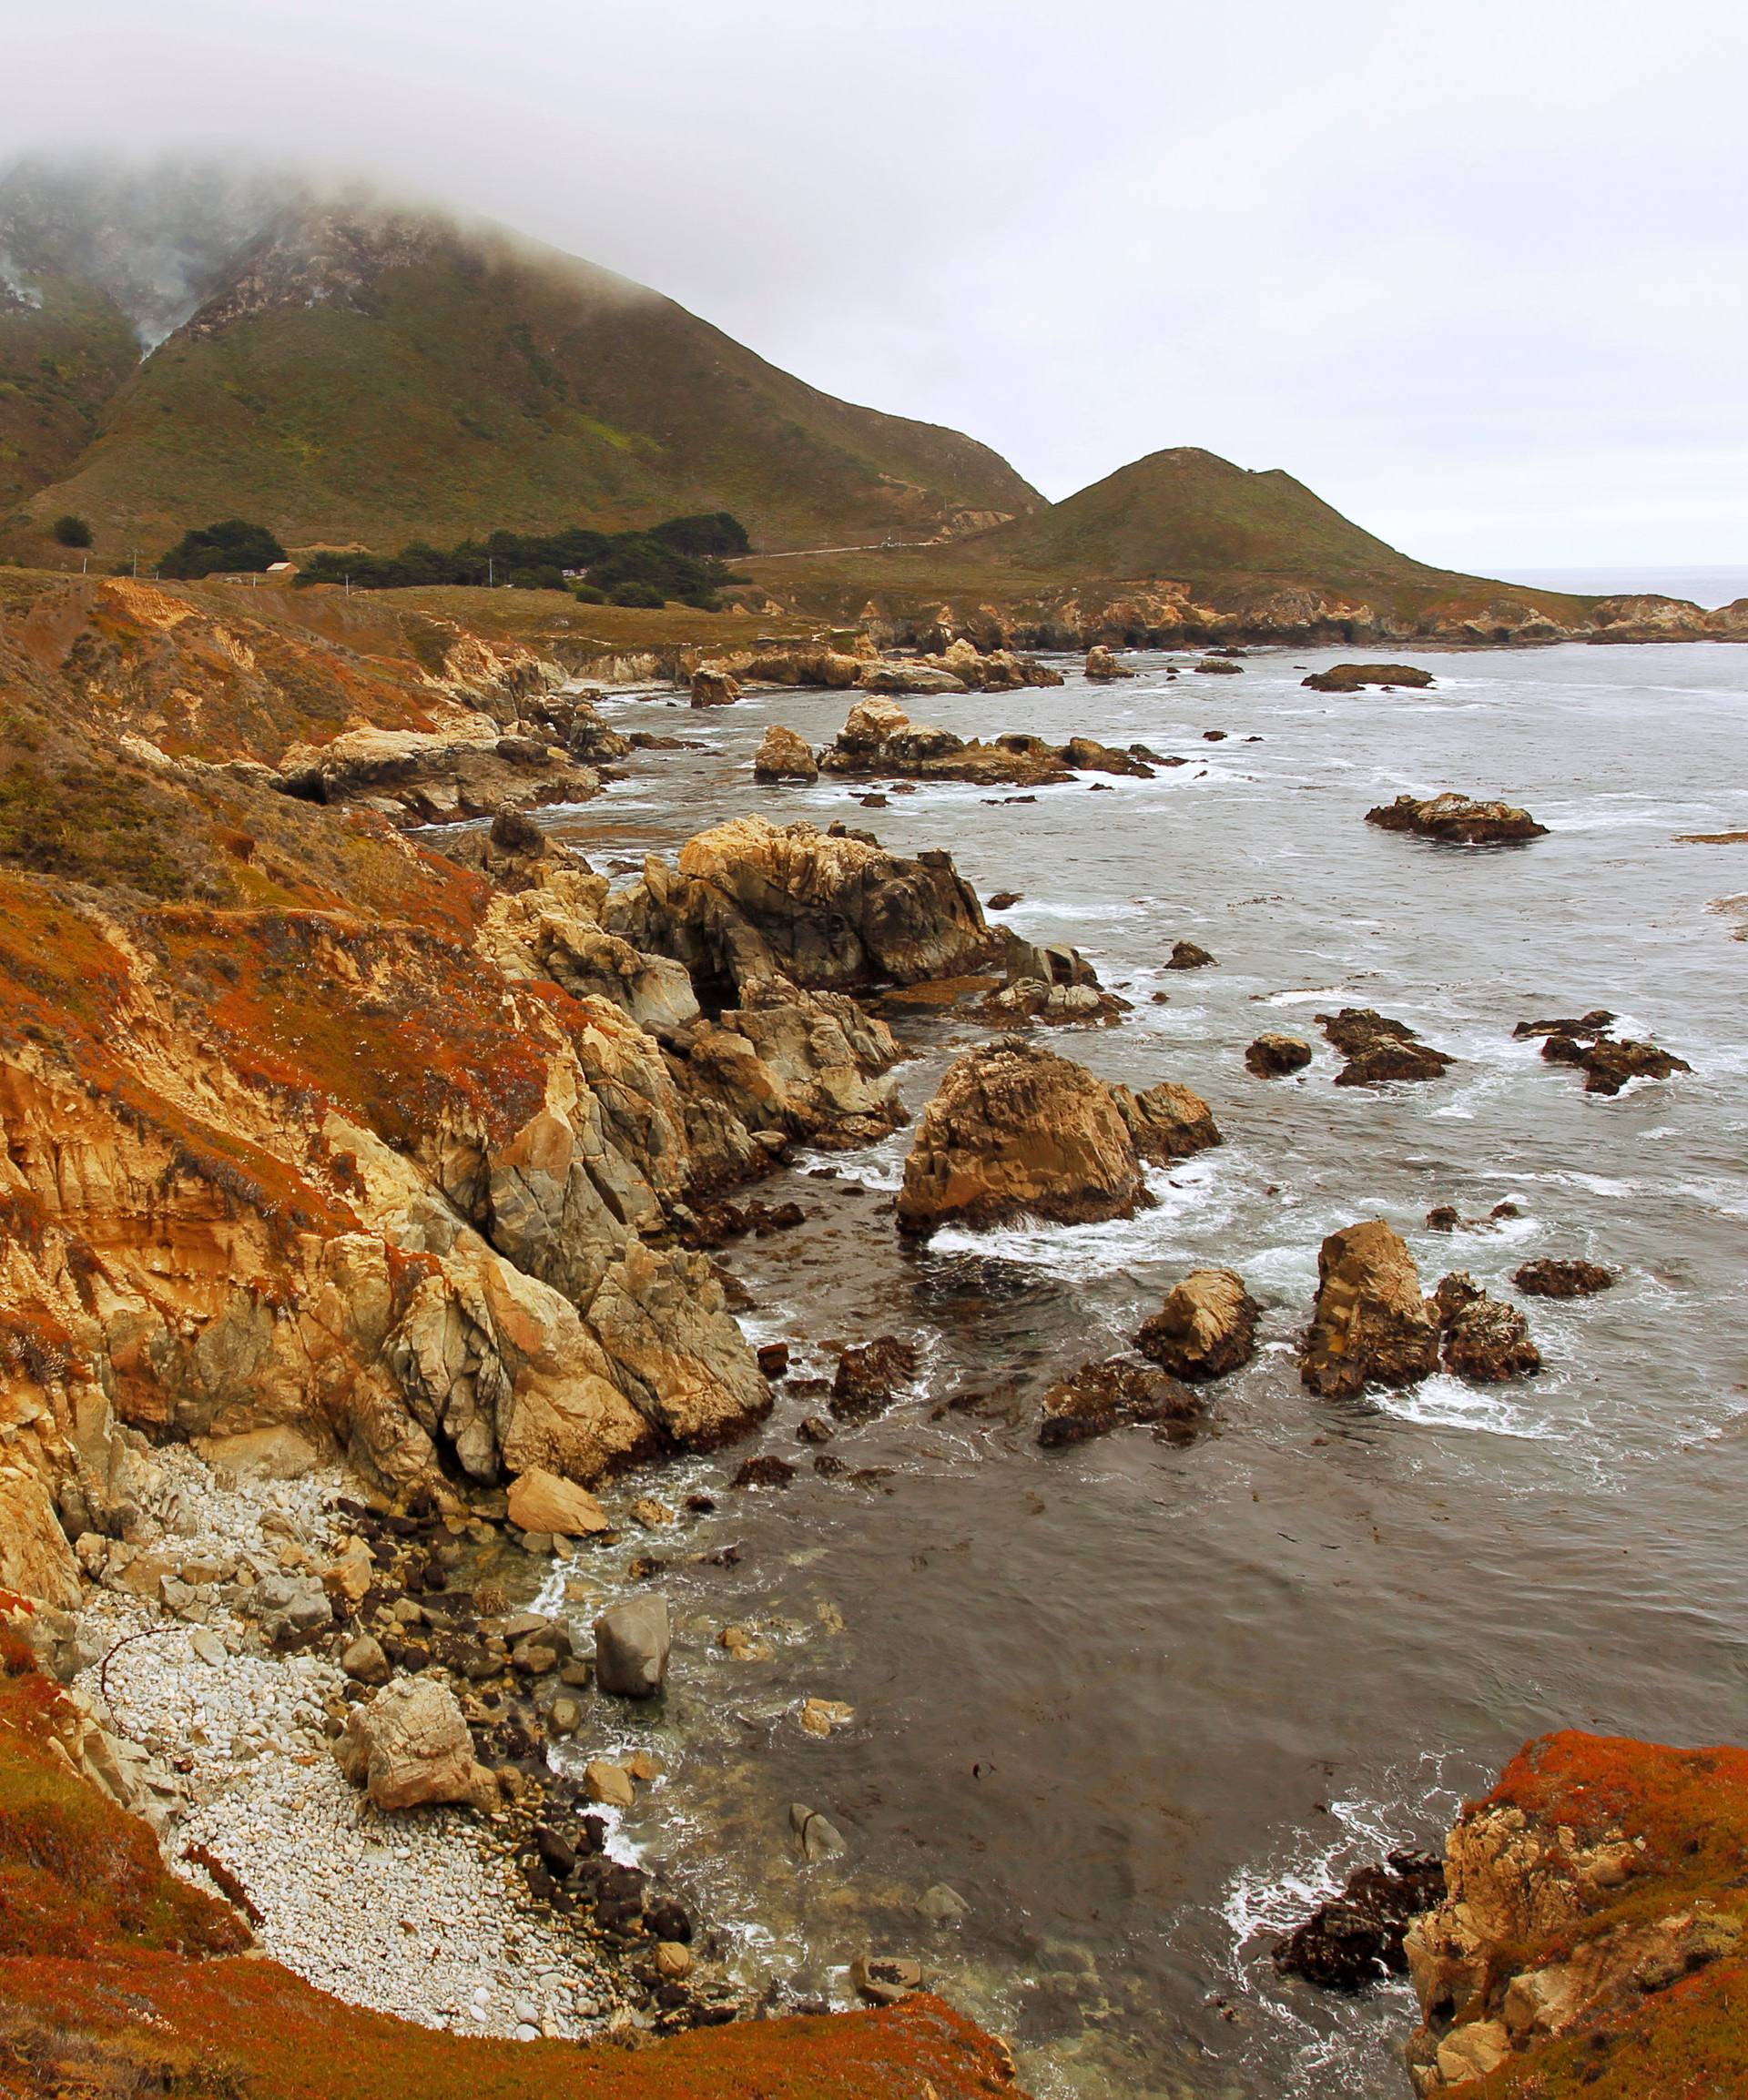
1540;1030;1692;1096
1318;1008;1456;1086
593;1595;672;1698
1036;1356;1201;1446
1084;645;1135;682
752;724;820;781
1367;792;1549;845
896;1040;1218;1235
1434;1274;1542;1382
1303;663;1435;692
1245;1032;1313;1077
1514;1257;1616;1298
1301;1220;1439;1399
689;664;741;708
1134;1269;1260;1382
1273;1850;1446;1990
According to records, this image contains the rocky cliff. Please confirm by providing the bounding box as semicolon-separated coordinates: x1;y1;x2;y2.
0;573;999;1610
1406;1730;1748;2096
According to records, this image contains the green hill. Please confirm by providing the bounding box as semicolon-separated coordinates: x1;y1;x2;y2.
957;444;1456;593
0;175;1041;561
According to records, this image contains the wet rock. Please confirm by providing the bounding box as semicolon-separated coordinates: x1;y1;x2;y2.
752;725;819;782
584;1759;636;1809
1165;940;1216;970
690;665;742;708
1083;645;1135;682
593;1596;672;1698
897;1040;1219;1236
1133;1269;1260;1381
757;1342;791;1378
335;1679;497;1812
987;890;1022;910
1513;1258;1616;1298
791;1801;847;1861
1246;1033;1312;1078
1512;1009;1616;1040
1426;1205;1461;1232
851;1953;924;2005
1318;1008;1456;1086
1367;793;1548;845
1301;1220;1440;1399
645;1896;694;1943
1303;663;1435;693
1194;657;1243;674
1036;1358;1201;1446
654;1939;694;1978
916;1882;971;1922
795;1414;835;1444
1272;1849;1446;1990
1435;1276;1541;1382
830;1336;921;1418
505;1468;611;1538
1540;1031;1691;1095
731;1454;797;1489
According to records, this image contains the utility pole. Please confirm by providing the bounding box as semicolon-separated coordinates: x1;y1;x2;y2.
488;555;495;587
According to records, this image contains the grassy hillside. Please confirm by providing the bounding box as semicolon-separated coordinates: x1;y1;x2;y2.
0;275;139;514
1;206;1040;561
957;445;1457;593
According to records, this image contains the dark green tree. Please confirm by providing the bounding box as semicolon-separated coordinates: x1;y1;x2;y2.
158;519;288;580
51;514;93;549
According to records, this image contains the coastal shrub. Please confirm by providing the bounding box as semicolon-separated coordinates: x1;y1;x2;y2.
50;514;92;549
609;580;666;609
159;518;288;580
294;512;747;608
571;583;607;604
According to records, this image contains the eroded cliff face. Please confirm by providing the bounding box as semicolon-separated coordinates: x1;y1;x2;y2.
1406;1730;1748;2097
0;586;954;1589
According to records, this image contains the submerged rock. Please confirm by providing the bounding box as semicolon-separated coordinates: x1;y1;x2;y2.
1035;1357;1201;1446
1540;1031;1691;1095
831;1336;921;1418
1366;792;1548;845
1301;1220;1439;1399
1165;939;1216;970
1134;1268;1260;1381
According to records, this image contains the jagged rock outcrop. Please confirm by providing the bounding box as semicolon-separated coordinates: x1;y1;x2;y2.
1432;1273;1542;1382
752;724;820;782
895;1040;1218;1236
1514;1257;1615;1298
1083;645;1134;682
1367;793;1548;845
816;701;1162;788
1134;1269;1259;1381
605;814;998;993
1245;1032;1312;1077
1406;1730;1748;2095
336;1677;498;1811
1301;1220;1439;1398
1318;1009;1456;1086
274;721;602;823
1273;1850;1446;1991
689;664;741;707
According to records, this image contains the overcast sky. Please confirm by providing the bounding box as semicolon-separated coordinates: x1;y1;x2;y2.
6;0;1743;573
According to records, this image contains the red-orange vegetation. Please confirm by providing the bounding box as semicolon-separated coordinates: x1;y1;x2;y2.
0;1643;1024;2100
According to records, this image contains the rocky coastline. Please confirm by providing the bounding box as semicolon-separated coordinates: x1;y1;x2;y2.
0;568;1729;2100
